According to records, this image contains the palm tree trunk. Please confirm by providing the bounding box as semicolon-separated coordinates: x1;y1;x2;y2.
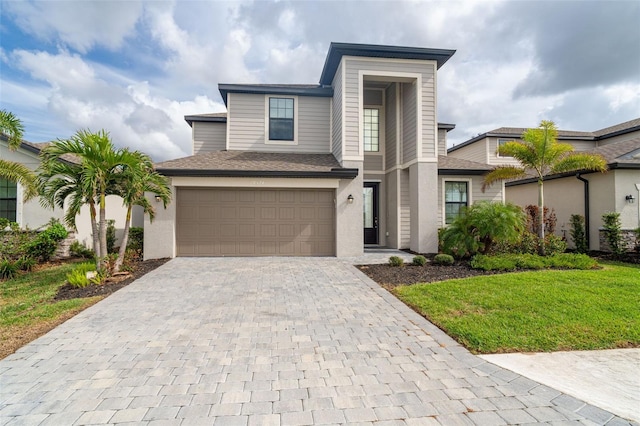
114;207;132;272
99;191;108;269
538;179;546;256
89;199;101;263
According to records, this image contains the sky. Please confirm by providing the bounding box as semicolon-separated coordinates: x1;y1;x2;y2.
1;0;639;162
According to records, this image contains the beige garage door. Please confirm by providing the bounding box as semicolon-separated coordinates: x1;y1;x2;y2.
176;188;335;256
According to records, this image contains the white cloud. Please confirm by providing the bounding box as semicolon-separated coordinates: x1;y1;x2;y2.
4;0;144;53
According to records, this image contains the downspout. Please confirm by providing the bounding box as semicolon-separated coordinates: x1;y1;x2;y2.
576;173;590;248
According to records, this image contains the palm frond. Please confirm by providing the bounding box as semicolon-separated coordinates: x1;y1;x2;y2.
0;159;39;200
0;110;25;150
551;152;608;175
482;165;528;191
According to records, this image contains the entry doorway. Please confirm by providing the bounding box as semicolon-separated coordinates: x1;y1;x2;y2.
363;182;379;245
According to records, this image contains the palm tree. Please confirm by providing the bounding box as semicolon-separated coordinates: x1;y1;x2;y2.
0;110;38;201
112;150;171;272
483;120;607;254
39;130;140;268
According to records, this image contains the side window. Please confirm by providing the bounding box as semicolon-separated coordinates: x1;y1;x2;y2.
445;181;468;224
269;97;294;141
497;138;514;157
363;108;379;152
0;178;17;222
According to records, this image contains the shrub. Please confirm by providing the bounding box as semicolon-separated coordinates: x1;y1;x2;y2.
635;227;640;253
471;253;598;271
127;227;144;254
106;220;116;254
0;223;35;261
441;202;526;258
23;220;68;262
0;259;18;280
412;255;427;266
544;234;567;255
389;256;404;267
492;231;566;256
70;241;95;259
433;254;454;266
0;218;9;230
15;256;36;272
570;214;588;253
602;212;624;255
525;205;557;235
66;262;97;288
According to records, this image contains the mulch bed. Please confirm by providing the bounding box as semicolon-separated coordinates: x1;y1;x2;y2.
54;258;170;301
357;261;500;289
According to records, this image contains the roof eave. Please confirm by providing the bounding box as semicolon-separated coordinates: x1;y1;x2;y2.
184;115;228;127
319;42;456;85
218;84;334;106
156;168;359;179
438;169;488;176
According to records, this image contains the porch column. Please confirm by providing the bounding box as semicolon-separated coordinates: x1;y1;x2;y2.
335;160;364;257
409;162;439;253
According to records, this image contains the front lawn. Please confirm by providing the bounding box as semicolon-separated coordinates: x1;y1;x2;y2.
0;263;101;359
394;262;640;354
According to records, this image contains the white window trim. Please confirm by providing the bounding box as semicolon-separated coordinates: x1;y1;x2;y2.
265;95;299;145
497;138;515;158
442;178;472;226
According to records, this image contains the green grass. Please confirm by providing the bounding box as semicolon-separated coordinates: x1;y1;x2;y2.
1;263;100;358
394;262;640;354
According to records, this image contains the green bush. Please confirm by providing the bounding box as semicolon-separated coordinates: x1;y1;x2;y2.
106;220;116;253
66;262;97;288
434;254;455;266
0;218;9;229
127;227;144;254
70;241;95;259
0;259;18;279
15;256;36;272
493;231;566;256
412;255;427;266
389;256;404;267
602;212;624;255
544;234;567;255
0;223;35;261
471;253;598;271
23;220;68;262
441;202;526;258
570;214;588;253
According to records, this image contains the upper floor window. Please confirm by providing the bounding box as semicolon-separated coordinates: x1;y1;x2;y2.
497;138;515;157
364;108;379;152
269;97;294;141
444;181;468;224
0;178;17;223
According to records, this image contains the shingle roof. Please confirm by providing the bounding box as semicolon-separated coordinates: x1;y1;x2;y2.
589;137;640;167
437;155;492;174
155;151;358;179
0;136;81;165
593;117;640;137
218;84;333;105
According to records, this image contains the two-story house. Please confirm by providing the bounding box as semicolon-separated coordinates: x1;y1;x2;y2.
448;118;640;251
144;42;502;259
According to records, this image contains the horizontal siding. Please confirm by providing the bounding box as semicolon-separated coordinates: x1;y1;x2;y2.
343;58;437;160
193;122;226;154
332;62;343;162
402;82;417;162
385;84;397;169
400;168;411;248
438;129;447;158
228;93;330;153
364;154;384;171
448;140;487;164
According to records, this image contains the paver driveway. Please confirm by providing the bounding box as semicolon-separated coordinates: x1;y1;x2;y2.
0;258;634;425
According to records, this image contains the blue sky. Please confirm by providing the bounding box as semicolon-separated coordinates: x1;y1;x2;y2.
1;0;639;161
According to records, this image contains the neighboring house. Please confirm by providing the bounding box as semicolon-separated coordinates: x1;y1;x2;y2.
448;118;640;251
0;137;142;248
145;42;502;259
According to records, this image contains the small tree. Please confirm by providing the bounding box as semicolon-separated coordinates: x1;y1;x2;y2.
569;214;588;253
483;120;607;255
441;201;526;258
602;212;624;255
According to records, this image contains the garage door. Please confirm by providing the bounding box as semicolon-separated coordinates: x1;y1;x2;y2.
176;188;335;256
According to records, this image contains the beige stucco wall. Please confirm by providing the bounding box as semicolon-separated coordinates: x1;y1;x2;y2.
410;162;439;253
505;170;638;250
73;195;135;248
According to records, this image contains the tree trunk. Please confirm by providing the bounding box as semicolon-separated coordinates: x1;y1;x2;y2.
114;207;132;272
89;199;100;264
538;179;546;256
98;191;108;270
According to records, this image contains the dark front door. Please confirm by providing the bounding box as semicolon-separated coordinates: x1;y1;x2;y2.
363;182;379;245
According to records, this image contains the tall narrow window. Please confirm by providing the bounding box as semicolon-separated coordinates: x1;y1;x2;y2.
363;108;379;152
0;178;17;222
269;97;294;141
445;181;468;224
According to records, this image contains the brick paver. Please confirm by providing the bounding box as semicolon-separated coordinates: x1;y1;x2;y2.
0;257;635;425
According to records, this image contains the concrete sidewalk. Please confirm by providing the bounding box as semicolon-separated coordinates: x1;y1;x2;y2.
1;257;636;425
481;349;640;423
